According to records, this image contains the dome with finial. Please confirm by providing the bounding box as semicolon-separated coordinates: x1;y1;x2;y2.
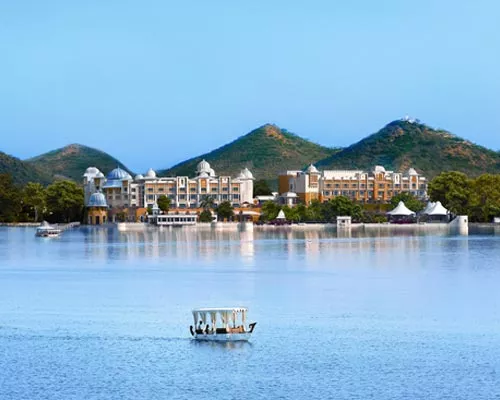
106;167;132;180
197;159;212;175
145;168;156;178
305;164;319;173
238;167;254;180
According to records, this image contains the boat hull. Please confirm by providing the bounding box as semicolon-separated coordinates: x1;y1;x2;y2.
194;332;252;342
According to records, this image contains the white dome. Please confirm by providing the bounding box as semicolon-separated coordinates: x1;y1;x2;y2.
374;165;386;173
134;174;144;180
197;159;212;174
209;168;216;177
407;168;418;175
305;164;319;173
83;166;103;178
238;167;254;180
85;167;100;174
145;168;156;178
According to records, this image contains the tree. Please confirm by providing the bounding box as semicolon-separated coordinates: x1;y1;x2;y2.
23;182;46;222
157;195;171;213
428;171;472;215
199;209;213;223
390;192;424;213
45;180;84;223
253;179;273;197
0;174;21;222
216;201;234;221
469;174;500;222
260;201;280;221
200;195;215;210
305;199;322;222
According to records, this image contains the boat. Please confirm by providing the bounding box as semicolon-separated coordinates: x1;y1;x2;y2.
35;221;62;238
190;307;257;342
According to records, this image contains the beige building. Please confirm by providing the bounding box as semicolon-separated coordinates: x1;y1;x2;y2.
279;165;427;204
83;160;254;213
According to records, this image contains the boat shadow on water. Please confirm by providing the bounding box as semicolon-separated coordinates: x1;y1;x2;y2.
190;339;254;350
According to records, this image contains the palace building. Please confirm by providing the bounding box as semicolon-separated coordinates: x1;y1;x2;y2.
278;165;427;204
83;161;254;220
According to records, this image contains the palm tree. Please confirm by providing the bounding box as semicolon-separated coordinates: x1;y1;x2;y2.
200;195;215;210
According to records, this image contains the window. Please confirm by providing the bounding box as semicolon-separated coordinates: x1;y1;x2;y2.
324;191;330;196
360;190;365;196
335;184;340;188
131;188;136;193
169;187;175;192
233;194;239;199
232;187;239;192
222;194;228;200
158;188;164;192
201;188;207;193
190;187;196;192
379;184;385;189
378;191;384;197
222;187;228;192
190;194;197;200
179;194;186;200
343;184;349;188
132;195;136;200
351;184;357;188
147;188;153;192
148;195;154;200
360;183;366;188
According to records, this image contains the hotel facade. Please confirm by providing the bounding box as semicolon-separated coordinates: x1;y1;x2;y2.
83;160;254;222
278;165;427;205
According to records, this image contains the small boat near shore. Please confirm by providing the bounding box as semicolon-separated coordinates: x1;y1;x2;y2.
190;307;257;342
35;221;62;238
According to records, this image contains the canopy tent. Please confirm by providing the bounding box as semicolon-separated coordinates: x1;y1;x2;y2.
276;210;286;220
422;202;435;215
387;201;415;216
427;201;448;216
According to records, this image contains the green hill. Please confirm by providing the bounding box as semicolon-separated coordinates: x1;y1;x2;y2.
26;144;132;182
159;124;339;180
316;120;500;178
0;151;53;185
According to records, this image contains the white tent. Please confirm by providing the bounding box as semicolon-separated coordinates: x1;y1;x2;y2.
427;201;448;216
387;201;415;216
276;210;286;220
422;202;435;215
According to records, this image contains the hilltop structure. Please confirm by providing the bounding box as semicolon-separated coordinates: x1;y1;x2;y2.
83;161;254;222
278;165;427;204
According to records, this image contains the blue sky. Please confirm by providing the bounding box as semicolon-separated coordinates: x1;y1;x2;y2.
1;0;499;172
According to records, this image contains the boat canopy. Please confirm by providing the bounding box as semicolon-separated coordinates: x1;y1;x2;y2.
37;221;58;231
192;307;248;328
386;201;415;216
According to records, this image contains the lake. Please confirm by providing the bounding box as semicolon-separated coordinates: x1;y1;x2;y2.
1;225;500;399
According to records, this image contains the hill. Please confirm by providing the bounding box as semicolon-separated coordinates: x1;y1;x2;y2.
0;151;53;186
316;120;500;178
159;124;339;180
26;144;132;182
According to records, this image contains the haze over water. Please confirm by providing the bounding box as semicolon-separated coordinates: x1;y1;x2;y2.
1;226;500;399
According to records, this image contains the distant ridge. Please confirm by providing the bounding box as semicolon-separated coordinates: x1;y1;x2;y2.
26;144;132;182
0;151;52;185
316;120;500;178
159;124;339;180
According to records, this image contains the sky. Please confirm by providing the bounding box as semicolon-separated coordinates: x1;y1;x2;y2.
1;0;499;172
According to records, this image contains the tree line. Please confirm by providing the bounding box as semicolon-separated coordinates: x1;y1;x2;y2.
1;171;498;224
0;174;84;223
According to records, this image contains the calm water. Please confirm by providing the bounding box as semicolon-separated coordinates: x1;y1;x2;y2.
1;225;500;399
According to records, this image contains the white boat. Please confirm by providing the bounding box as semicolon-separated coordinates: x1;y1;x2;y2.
35;221;62;238
190;307;257;342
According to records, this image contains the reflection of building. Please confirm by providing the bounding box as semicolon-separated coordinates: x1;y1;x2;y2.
279;164;427;204
86;192;108;225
